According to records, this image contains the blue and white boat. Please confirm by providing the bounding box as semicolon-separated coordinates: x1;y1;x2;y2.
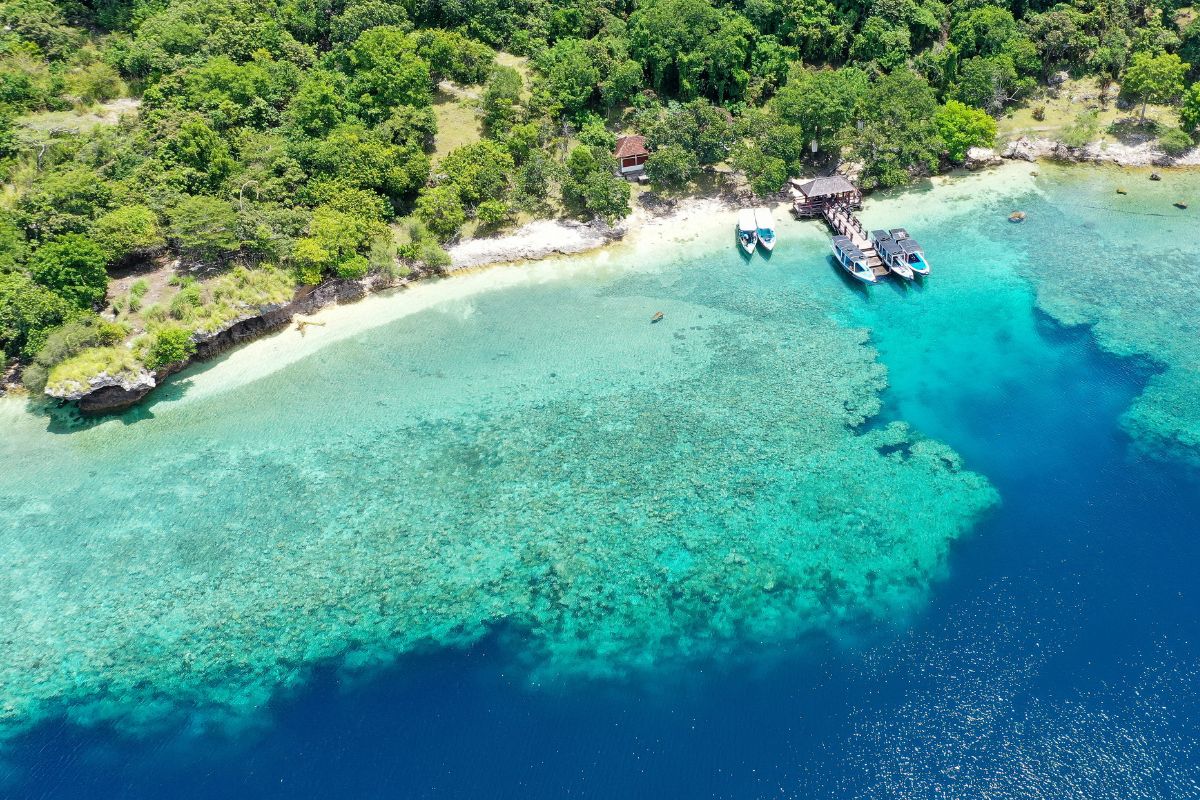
754;207;776;252
831;235;877;284
870;230;915;281
737;210;757;255
889;228;930;276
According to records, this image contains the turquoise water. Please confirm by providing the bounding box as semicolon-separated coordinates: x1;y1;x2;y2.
1;164;1199;796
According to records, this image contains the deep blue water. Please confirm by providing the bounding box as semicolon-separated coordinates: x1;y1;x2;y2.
5;174;1200;798
11;317;1198;799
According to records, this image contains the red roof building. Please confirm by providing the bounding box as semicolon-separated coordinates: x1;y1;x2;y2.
614;135;649;175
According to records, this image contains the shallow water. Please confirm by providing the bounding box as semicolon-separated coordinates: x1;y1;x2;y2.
2;164;1198;797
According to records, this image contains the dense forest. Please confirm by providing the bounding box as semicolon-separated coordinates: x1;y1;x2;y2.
2;0;1200;399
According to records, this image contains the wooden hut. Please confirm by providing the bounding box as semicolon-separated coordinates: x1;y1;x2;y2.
614;135;649;176
789;176;862;217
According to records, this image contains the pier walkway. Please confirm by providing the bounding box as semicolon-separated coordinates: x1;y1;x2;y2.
823;205;887;280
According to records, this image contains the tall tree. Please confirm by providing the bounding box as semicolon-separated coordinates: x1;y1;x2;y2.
1122;52;1189;122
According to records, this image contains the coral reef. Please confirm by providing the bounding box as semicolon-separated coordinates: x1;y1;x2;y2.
0;271;995;745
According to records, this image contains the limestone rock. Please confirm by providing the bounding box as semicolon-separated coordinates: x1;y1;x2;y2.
46;369;157;413
1001;137;1047;162
964;146;1002;170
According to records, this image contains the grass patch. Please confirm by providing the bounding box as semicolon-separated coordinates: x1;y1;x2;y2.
45;346;141;395
432;91;483;164
15;99;140;143
997;78;1180;145
173;266;295;335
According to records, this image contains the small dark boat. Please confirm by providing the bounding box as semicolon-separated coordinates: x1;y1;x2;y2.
1175;201;1188;209
651;311;664;323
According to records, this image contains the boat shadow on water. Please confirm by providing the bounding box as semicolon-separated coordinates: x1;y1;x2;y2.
828;257;872;298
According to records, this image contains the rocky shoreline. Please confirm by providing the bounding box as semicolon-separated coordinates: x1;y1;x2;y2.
3;197;718;415
970;136;1200;169
2;155;1188;415
9;275;413;415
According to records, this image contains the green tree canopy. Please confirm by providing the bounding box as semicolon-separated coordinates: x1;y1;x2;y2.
90;205;167;264
562;145;630;223
644;143;700;189
0;272;77;359
169;196;240;262
29;235;110;309
852;68;944;189
628;0;753;101
338;26;432;123
414;184;467;241
438;140;514;206
933;100;998;161
1122;52;1190;121
772;66;869;154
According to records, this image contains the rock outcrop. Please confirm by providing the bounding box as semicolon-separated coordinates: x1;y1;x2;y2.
46;369;158;414
964;146;1003;170
63;277;387;415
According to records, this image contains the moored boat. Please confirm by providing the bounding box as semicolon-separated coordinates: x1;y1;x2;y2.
898;238;930;275
737;210;757;255
831;235;877;284
888;228;931;276
870;230;915;280
754;207;776;252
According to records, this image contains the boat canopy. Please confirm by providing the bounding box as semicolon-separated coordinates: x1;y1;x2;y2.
899;238;923;254
878;239;903;257
738;210;757;232
754;207;775;231
870;229;891;242
889;227;910;240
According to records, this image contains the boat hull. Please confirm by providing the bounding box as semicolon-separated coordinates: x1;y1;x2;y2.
831;246;877;284
757;236;776;252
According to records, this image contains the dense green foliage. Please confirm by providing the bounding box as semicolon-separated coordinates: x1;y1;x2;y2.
2;0;1199;393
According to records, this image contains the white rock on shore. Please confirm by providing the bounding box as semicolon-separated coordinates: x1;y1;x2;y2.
1000;134;1200;168
446;218;624;270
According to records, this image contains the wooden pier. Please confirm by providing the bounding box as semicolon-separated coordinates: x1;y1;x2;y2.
822;204;888;279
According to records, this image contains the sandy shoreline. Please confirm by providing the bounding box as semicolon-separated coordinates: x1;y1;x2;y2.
444;192;745;271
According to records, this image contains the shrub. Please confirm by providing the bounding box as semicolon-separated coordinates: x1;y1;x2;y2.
1060;109;1100;148
1158;127;1195;157
20;314;128;392
414;184;467;240
1032;105;1046;121
334;253;369;279
143;326;196;369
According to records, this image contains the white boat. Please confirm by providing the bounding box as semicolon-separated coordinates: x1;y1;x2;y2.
890;228;930;276
754;207;776;252
737;210;757;255
831;235;877;284
870;230;915;280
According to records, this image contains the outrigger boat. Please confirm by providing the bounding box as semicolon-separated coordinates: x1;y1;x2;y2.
831;235;877;284
870;230;914;280
737;210;757;255
754;207;776;252
888;228;930;276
